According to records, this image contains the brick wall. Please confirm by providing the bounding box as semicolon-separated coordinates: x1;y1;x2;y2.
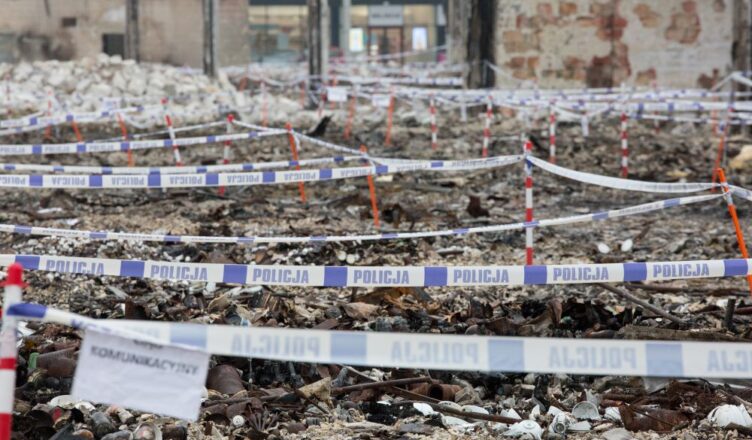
495;0;735;88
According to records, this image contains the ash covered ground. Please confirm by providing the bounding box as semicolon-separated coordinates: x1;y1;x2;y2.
2;92;752;440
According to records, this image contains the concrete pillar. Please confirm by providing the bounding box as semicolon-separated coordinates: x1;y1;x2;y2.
125;0;139;62
203;0;218;77
732;0;751;133
340;0;351;59
308;0;330;86
448;0;495;89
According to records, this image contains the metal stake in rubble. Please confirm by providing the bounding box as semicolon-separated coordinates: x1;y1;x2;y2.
285;122;307;203
116;111;133;167
523;135;534;265
0;263;25;440
481;95;492;158
360;145;380;229
161;97;183;166
716;168;752;294
218;114;234;196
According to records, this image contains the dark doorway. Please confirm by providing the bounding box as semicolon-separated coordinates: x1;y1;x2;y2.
102;33;125;57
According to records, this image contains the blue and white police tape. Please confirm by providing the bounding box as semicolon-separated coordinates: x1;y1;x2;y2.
291;132;364;156
1;254;749;287
231;120;280;133
336;76;463;87
0;194;720;244
7;301;752;378
98;120;228;142
0;155;362;175
528;156;720;193
0;156;523;189
0;104;158;129
0;129;284;156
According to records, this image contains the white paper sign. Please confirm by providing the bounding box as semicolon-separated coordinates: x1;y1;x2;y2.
327;86;348;103
372;94;391;108
101;97;121;112
72;330;210;420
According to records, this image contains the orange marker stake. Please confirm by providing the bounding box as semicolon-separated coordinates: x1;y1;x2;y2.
71;120;83;142
116;113;133;167
384;89;395;147
218;114;234;197
360;145;380;229
285;122;306;203
343;90;356;140
43;90;53;140
717;168;752;294
711;111;732;190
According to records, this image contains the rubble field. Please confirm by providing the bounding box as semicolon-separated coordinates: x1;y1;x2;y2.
2;65;752;440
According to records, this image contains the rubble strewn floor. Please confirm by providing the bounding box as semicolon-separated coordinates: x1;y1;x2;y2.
2;73;752;439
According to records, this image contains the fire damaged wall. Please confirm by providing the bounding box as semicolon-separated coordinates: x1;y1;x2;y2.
495;0;737;88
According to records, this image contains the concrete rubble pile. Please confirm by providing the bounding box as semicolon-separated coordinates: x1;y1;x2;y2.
0;54;246;125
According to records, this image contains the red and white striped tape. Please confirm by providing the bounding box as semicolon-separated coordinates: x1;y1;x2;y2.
0;263;24;440
218;114;234;196
161;98;183;167
620;111;628;178
523;136;534;265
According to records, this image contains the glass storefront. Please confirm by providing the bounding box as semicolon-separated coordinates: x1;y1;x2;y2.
349;4;439;62
248;2;445;64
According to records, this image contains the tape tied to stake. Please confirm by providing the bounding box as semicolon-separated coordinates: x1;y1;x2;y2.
8;301;752;378
0;155;363;175
0;194;721;244
0;156;523;189
0;129;285;157
0;254;749;287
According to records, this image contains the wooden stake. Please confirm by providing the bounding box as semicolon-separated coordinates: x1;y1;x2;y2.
71;120;83;142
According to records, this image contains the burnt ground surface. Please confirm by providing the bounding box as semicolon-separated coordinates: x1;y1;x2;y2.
2;103;752;440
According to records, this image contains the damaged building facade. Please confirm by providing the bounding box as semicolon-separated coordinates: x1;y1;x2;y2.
450;0;751;88
0;0;750;89
0;0;250;68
